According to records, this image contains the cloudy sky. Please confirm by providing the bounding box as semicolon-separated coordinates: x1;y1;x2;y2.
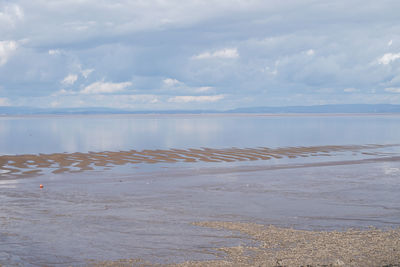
1;0;400;110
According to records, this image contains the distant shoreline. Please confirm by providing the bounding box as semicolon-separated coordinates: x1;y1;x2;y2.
2;113;400;118
1;104;400;115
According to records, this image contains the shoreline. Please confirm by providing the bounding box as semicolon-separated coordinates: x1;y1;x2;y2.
181;221;400;267
1;145;400;266
3;113;400;119
91;221;400;267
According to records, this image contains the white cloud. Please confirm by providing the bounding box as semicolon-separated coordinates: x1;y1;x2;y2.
0;40;17;66
50;101;60;107
48;49;62;56
315;88;334;93
192;48;239;59
194;86;213;93
0;4;24;27
384;87;400;93
163;78;182;86
3;1;400;109
127;94;159;104
12;5;23;20
0;97;10;106
378;53;400;65
306;49;315;56
263;66;278;76
81;68;94;79
43;94;159;108
168;95;224;103
53;88;77;96
58;89;69;95
80;81;132;94
344;87;358;92
162;78;214;94
61;74;78;86
63;20;96;32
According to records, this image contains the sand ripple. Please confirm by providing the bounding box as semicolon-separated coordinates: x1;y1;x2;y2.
0;144;397;178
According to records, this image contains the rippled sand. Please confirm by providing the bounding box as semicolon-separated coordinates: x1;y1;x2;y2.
0;144;396;178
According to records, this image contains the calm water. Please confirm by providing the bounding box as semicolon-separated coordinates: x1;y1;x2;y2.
1;114;400;266
1;114;400;155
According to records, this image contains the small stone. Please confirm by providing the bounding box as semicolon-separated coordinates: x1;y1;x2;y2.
334;259;345;266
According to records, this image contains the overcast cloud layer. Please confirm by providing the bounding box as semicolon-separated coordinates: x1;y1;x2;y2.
1;0;400;110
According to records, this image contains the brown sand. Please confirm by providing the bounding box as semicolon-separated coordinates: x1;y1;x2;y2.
183;222;400;267
89;222;400;267
0;144;397;178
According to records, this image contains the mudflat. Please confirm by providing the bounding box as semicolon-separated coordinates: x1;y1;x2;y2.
0;144;397;178
1;145;400;266
93;221;400;266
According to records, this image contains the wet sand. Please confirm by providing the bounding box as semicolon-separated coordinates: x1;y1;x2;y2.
1;148;400;266
1;144;398;178
182;222;400;267
93;221;400;267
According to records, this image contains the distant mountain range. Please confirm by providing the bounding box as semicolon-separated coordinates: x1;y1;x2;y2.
228;104;400;114
1;104;400;115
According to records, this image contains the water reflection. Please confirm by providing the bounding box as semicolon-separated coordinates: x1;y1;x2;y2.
1;114;400;155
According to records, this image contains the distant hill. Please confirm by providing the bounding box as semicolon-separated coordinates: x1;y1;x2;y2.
228;104;400;114
0;106;218;115
0;107;131;115
1;104;400;115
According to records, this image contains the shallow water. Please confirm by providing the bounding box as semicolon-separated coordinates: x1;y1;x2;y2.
1;114;400;266
1;158;400;266
2;114;400;155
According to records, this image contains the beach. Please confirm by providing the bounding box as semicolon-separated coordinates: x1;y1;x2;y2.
1;148;400;266
1;115;400;266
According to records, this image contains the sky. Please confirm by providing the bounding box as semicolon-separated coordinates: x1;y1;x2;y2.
0;0;400;110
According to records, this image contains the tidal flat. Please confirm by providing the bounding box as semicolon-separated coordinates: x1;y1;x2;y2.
1;114;400;266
